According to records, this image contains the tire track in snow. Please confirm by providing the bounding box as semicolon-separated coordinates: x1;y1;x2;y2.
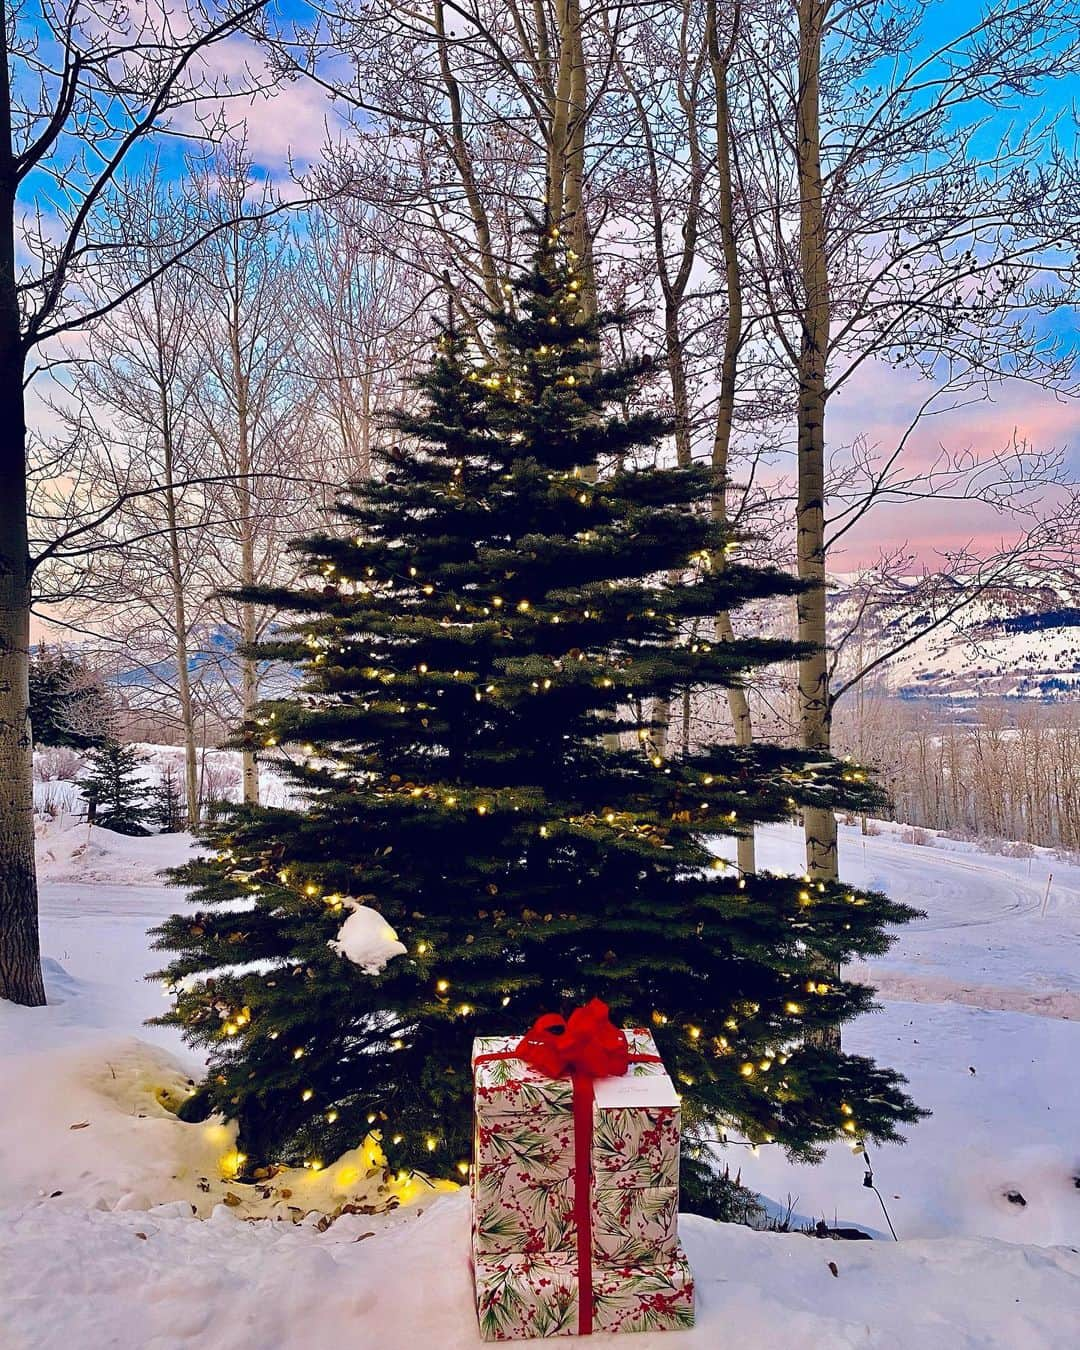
837;832;1080;1019
848;963;1080;1020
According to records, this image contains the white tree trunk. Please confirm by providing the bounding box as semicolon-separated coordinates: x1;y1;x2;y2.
795;0;837;885
709;0;755;874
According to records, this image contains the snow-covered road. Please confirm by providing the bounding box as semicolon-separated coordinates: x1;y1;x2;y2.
716;821;1080;1015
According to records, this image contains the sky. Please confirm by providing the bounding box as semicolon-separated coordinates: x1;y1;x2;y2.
23;0;1080;590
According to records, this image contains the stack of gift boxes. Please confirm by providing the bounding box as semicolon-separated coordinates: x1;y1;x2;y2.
470;1028;695;1340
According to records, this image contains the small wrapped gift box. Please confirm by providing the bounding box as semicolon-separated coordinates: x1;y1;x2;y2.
470;1005;693;1339
471;1028;680;1186
472;1245;695;1341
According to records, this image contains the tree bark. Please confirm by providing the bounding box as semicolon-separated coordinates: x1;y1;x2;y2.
549;0;597;321
795;0;836;884
0;16;45;1005
433;0;503;313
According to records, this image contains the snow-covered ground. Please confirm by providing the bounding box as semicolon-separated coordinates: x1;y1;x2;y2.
2;820;1078;1347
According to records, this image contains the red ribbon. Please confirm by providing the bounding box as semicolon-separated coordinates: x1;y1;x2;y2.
475;999;660;1336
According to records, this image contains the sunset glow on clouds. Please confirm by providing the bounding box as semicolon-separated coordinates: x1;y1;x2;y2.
826;359;1079;567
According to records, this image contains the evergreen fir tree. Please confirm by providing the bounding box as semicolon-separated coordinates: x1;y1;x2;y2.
29;646;112;749
153;227;923;1205
83;740;151;836
149;763;188;833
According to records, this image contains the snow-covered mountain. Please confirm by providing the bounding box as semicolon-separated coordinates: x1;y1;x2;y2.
830;567;1080;702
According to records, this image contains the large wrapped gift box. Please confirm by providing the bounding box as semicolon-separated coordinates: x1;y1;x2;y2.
472;1246;695;1341
470;1026;693;1339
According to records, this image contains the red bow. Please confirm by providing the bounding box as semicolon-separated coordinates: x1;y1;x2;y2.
514;998;629;1081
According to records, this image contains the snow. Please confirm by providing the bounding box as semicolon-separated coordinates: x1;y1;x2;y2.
329;902;408;974
5;1193;1079;1350
1;819;1078;1346
34;818;197;885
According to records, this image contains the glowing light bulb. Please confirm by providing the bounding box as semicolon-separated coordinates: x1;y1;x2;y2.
326;1110;339;1124
293;1048;305;1060
436;979;449;993
302;1089;313;1102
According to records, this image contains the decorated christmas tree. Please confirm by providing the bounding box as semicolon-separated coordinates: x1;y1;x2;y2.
152;226;923;1204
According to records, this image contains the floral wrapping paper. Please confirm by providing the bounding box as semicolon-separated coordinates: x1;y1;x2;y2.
472;1245;695;1342
472;1156;679;1263
470;1028;693;1338
592;1185;680;1265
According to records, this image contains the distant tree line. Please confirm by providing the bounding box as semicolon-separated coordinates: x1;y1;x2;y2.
834;698;1080;852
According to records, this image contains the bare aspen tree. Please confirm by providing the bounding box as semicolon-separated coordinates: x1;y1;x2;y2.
737;0;1080;887
0;0;272;1007
604;1;764;864
273;2;626;325
792;0;834;881
53;172;211;826
186;144;314;804
707;0;757;873
548;0;597;318
294;199;430;485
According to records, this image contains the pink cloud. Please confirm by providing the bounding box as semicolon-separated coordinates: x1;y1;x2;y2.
825;359;1078;567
